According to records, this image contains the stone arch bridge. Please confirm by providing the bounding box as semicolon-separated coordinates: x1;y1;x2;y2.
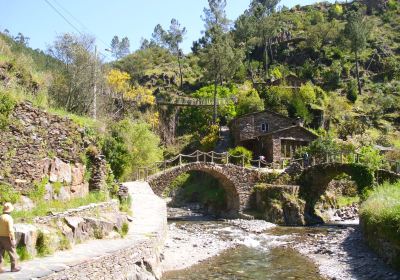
141;151;399;219
147;162;262;217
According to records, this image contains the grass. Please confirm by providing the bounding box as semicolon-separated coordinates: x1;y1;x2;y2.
336;195;360;208
360;181;400;245
10;191;108;223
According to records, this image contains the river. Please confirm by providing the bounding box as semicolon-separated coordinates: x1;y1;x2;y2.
161;215;400;280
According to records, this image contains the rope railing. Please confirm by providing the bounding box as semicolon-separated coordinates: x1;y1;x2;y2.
135;150;400;181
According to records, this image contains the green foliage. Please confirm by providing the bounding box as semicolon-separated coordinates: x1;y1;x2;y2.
0;183;20;204
28;177;48;202
58;232;71;250
346;79;358;102
12;192;107;223
170;172;226;210
360;181;400;264
102;119;162;180
120;222;129;237
0;90;16;129
336;195;360;208
200;125;220;152
358;146;386;172
36;231;52;257
119;194;132;215
16;245;32;261
228;146;253;166
179;85;237;135
236;82;264;116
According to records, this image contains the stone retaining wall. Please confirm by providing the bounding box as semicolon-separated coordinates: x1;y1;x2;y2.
33;200;119;224
0;102;107;195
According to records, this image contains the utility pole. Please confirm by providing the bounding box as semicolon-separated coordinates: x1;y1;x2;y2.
93;45;97;119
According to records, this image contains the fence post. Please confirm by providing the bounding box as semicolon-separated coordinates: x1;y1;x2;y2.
312;157;316;166
179;154;182;166
242;155;245;167
226;153;229;165
204;153;207;163
196;151;200;162
211;152;214;163
258;159;261;168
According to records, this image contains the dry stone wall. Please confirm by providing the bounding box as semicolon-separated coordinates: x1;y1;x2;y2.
0;102;106;195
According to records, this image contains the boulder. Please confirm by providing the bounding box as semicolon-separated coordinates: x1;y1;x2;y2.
65;216;85;241
71;163;85;186
83;217;115;239
14;224;38;256
49;158;72;184
14;195;35;211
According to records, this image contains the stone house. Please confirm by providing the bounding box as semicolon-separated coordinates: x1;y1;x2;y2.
230;110;318;162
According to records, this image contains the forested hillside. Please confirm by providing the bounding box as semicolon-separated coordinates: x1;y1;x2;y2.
1;0;399;180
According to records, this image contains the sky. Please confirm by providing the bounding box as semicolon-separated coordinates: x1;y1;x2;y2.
0;0;335;60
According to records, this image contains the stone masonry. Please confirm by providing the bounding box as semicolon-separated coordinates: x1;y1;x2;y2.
0;102;106;196
147;162;263;216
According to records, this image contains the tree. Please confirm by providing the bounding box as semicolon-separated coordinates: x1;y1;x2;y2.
110;35;130;59
47;33;101;115
344;11;370;96
106;69;154;116
151;19;187;88
200;0;244;124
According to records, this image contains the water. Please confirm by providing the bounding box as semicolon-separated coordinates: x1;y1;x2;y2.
162;220;325;280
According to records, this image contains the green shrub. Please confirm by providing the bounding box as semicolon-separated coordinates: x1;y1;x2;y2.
200;125;219;152
358;146;386;172
102;119;162;180
58;233;71;250
360;181;400;248
120;222;129;237
36;231;52;257
28;177;48;202
0;90;16;130
0;183;20;204
346;80;358;102
228;146;253;166
16;245;32;261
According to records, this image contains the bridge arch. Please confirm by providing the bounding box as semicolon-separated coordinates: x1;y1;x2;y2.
298;163;374;222
147;162;261;217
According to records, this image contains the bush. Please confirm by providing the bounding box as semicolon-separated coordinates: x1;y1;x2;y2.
0;183;20;204
360;181;400;259
228;146;253;166
358;146;386;172
102;119;163;180
120;222;129;237
0;90;16;130
36;231;52;257
200;125;219;152
346;79;358;102
28;177;48;202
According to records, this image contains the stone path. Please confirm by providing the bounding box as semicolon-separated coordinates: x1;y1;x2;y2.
0;182;166;280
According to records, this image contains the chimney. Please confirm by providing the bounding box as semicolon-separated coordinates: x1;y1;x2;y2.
295;117;304;127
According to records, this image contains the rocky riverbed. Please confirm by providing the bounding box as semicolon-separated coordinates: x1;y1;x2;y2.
161;208;399;279
160;219;277;272
291;224;400;280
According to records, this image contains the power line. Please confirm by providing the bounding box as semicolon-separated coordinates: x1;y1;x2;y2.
43;0;83;36
43;0;113;60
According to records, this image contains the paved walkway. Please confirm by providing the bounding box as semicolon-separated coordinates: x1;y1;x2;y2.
0;182;167;280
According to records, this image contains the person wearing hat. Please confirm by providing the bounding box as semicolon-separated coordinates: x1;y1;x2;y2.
0;203;21;273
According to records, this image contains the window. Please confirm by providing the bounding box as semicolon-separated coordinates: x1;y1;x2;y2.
261;122;269;132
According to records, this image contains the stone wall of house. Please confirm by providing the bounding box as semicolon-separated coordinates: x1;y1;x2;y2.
0;102;107;196
230;111;298;143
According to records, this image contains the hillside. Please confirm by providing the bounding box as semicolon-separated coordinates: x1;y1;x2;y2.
0;0;399;175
